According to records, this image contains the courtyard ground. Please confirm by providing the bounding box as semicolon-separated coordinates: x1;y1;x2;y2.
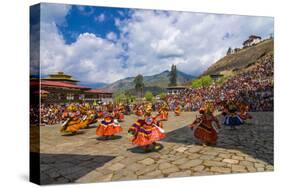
35;112;273;184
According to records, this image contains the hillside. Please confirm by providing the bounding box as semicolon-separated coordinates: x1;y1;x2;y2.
103;70;195;92
202;39;273;76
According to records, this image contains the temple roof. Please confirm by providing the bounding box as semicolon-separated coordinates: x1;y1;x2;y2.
42;72;79;83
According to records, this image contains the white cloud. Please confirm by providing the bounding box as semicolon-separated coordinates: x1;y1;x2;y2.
116;10;273;77
39;4;125;83
95;13;106;22
106;32;117;41
37;5;274;84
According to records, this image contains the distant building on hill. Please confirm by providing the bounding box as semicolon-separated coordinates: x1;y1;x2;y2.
243;35;262;48
210;74;223;81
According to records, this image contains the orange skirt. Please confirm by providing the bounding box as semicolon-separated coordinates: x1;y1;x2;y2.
159;112;168;120
132;128;166;146
193;125;217;145
96;124;122;136
63;119;81;133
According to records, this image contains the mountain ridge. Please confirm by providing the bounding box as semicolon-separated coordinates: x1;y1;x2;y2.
102;70;195;92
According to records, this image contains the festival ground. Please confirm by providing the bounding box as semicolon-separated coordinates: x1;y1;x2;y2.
36;112;273;184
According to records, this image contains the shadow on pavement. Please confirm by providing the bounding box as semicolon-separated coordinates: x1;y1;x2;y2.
39;153;116;185
127;143;164;154
162;113;273;165
96;135;122;141
61;131;86;136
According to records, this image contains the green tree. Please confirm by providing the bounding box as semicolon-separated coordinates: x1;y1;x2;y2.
169;64;177;86
191;79;202;88
159;92;167;100
201;75;213;87
144;91;154;101
113;92;126;104
134;74;144;97
191;75;213;88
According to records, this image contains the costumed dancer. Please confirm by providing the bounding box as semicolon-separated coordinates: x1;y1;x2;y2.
113;103;125;122
107;101;114;113
239;103;252;121
223;101;243;129
189;103;221;146
124;103;131;115
158;103;169;121
60;104;82;134
174;104;181;116
96;113;122;139
135;105;144;117
128;104;166;152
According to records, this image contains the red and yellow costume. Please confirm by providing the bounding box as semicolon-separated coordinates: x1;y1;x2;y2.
97;111;104;119
96;114;122;137
113;105;125;122
129;106;165;147
135;106;144;117
60;105;81;134
239;104;252;121
79;110;98;129
174;105;181;116
158;105;169;121
189;105;220;145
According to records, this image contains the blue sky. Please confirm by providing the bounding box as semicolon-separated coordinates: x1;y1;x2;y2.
33;3;274;84
58;6;131;44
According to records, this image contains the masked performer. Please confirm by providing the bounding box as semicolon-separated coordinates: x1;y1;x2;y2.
128;105;166;152
60;104;82;134
239;103;252;121
96;113;122;139
174;104;181;116
223;101;243;129
158;104;169;121
135;105;144;117
189;103;220;146
113;104;125;122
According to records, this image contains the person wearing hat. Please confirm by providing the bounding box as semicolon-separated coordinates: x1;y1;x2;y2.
96;113;122;139
223;100;243;129
113;103;125;122
128;105;166;152
157;103;169;121
238;103;252;121
188;103;221;146
60;104;82;134
174;103;181;116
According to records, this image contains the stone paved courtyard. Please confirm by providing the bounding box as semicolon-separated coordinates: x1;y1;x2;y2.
36;112;274;184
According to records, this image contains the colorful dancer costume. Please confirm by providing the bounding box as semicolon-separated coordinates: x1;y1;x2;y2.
78;104;97;129
239;104;252;121
174;105;181;116
223;101;243;129
60;104;82;134
189;104;220;145
96;113;122;139
113;104;125;122
128;105;166;152
135;105;144;117
158;104;169;121
79;110;98;129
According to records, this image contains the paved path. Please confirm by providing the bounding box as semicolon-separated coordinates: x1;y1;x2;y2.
36;112;273;184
